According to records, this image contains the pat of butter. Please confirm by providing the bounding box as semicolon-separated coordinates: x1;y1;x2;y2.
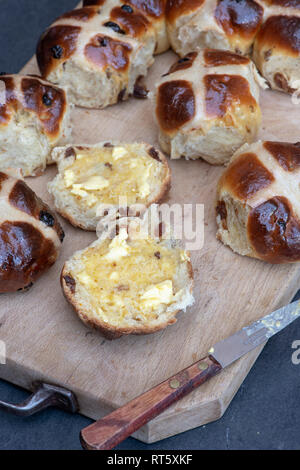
73;176;109;191
114;297;125;308
140;280;174;309
64;170;76;188
129;159;138;168
112;147;128;160
105;228;129;262
71;187;88;198
77;272;96;288
110;272;119;281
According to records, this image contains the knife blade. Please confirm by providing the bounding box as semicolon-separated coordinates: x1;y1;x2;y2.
80;300;300;450
211;299;300;368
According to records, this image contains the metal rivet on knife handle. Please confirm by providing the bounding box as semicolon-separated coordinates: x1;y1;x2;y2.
169;379;180;389
198;362;209;371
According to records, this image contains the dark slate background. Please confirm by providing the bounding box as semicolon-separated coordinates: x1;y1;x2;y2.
0;0;299;451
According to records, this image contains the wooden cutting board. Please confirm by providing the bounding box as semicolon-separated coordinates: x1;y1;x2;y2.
0;50;299;444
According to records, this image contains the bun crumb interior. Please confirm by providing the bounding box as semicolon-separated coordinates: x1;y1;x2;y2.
62;215;194;339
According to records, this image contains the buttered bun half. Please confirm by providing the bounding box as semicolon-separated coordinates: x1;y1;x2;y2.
48;142;171;231
61;211;194;339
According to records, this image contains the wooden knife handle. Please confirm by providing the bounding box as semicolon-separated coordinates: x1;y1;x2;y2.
80;355;222;450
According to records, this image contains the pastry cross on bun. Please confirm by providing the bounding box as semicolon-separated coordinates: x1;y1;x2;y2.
166;0;300;95
0;169;64;293
36;1;158;108
0;75;71;176
37;0;300;99
82;0;169;54
155;49;266;164
61;212;194;339
253;1;300;94
216;140;300;263
165;0;264;57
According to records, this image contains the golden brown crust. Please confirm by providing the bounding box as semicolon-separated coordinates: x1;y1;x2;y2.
168;52;198;74
109;5;151;38
21;77;67;138
61;259;193;339
214;0;264;41
9;179;64;241
217;141;300;264
37;1;164;87
83;0;166;18
248;196;300;264
0;74;68;141
84;34;133;71
204;49;250;67
127;0;166;18
166;0;264;53
0;172;8;189
0;221;57;293
204;74;258;119
156;49;262;163
36;24;81;77
219;152;275;200
255;15;300;58
0;172;64;293
263;141;300;172
156;80;195;133
165;0;205;24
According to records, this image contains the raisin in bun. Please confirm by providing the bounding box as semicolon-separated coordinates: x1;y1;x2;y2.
82;0;169;54
61;211;194;339
155;49;266;165
216;140;300;263
0;75;71;176
253;1;300;95
36;2;156;108
48;142;171;230
0;169;64;293
37;0;300;102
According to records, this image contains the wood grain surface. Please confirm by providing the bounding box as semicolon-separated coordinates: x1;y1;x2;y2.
0;50;299;443
80;356;223;450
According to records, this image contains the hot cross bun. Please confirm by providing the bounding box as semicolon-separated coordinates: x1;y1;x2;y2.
36;2;157;108
61;212;194;339
36;0;300;102
253;1;300;95
0;75;71;176
48;141;171;231
166;0;300;95
82;0;169;54
165;0;264;57
0;169;64;292
216;140;300;263
155;49;266;164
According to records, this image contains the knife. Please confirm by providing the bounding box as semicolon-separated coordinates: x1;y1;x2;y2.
80;300;300;450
